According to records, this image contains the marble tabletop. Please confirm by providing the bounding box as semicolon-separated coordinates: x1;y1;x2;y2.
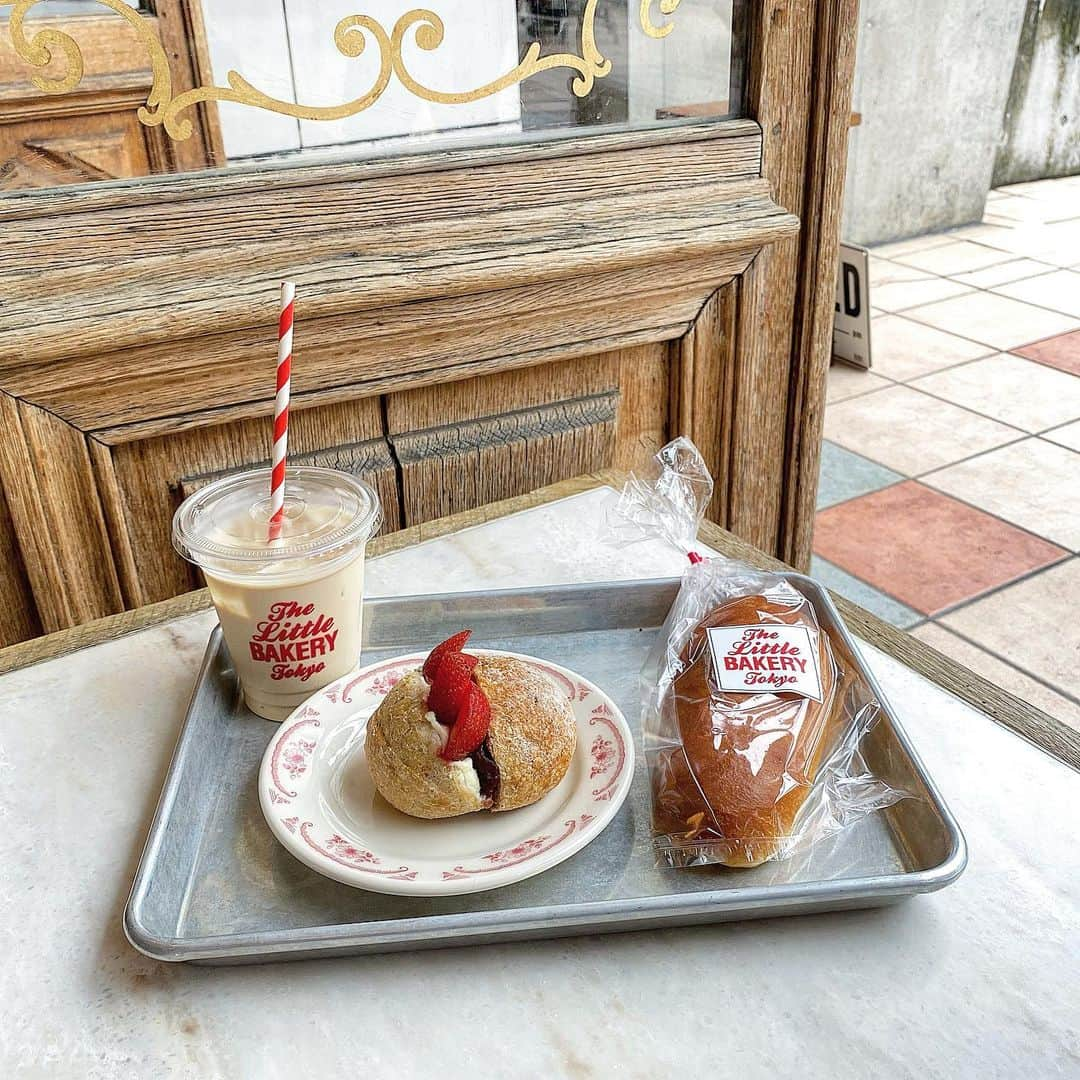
2;487;1077;1079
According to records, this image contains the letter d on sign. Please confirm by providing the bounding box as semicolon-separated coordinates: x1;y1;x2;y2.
833;242;872;369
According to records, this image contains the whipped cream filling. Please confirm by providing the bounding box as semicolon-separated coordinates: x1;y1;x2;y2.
449;758;481;800
424;710;481;800
424;709;449;751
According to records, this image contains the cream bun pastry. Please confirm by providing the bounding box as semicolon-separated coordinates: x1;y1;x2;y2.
365;632;576;819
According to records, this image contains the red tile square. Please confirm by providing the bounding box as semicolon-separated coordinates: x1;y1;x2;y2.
1014;330;1080;376
813;481;1067;615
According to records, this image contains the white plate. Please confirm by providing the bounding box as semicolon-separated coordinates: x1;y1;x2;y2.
258;650;635;896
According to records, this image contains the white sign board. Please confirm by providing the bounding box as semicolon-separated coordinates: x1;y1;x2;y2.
833;242;872;369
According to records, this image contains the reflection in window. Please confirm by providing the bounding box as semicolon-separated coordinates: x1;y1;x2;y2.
517;0;739;132
0;0;743;192
21;0;147;13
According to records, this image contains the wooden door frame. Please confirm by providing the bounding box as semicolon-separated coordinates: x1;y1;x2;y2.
737;0;860;567
0;0;860;639
147;0;225;173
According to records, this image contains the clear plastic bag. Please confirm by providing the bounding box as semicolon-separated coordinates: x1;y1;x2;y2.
613;438;909;869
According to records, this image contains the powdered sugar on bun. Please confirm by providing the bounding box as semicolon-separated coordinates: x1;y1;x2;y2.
474;656;576;813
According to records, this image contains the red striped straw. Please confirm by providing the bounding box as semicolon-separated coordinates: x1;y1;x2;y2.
267;280;295;542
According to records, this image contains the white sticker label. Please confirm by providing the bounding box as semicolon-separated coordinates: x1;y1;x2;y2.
706;625;824;701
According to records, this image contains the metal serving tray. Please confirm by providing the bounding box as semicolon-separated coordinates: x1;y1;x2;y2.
125;577;966;965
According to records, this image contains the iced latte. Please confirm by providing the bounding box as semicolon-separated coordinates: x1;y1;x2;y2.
173;467;381;721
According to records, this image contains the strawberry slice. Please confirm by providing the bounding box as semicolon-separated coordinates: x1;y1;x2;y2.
426;651;478;725
440;684;491;762
422;630;472;682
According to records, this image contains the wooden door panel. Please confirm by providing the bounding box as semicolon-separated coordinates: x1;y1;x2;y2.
386;346;670;526
392;390;619;525
386;352;621;432
0;11;154;97
92;397;400;608
0;112;152;188
610;342;670;472
0;481;41;647
0;395;123;633
387;356;619;525
670;283;739;524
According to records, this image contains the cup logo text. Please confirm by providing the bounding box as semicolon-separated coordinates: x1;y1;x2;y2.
249;600;338;682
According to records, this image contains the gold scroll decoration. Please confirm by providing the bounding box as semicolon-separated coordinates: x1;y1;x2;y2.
640;0;684;39
8;1;683;143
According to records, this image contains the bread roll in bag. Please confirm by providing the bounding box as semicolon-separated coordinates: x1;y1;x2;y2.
616;436;894;868
649;580;854;868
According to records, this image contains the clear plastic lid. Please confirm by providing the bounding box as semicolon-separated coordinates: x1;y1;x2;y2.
172;466;382;569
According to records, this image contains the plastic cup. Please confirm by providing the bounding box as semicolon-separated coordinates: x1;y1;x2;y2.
173;466;381;721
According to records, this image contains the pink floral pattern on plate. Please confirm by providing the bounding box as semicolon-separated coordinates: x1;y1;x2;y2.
338;658;420;704
588;703;627;801
269;712;321;800
299;823;418;880
589;735;617;779
441;815;596;879
281;738;316;779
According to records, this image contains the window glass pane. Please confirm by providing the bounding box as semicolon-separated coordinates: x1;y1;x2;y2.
17;0;146;13
0;0;745;193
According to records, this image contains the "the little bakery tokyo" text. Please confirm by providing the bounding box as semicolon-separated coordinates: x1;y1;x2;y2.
705;624;823;700
249;601;339;682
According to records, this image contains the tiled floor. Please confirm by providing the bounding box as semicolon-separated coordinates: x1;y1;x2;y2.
816;175;1080;732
